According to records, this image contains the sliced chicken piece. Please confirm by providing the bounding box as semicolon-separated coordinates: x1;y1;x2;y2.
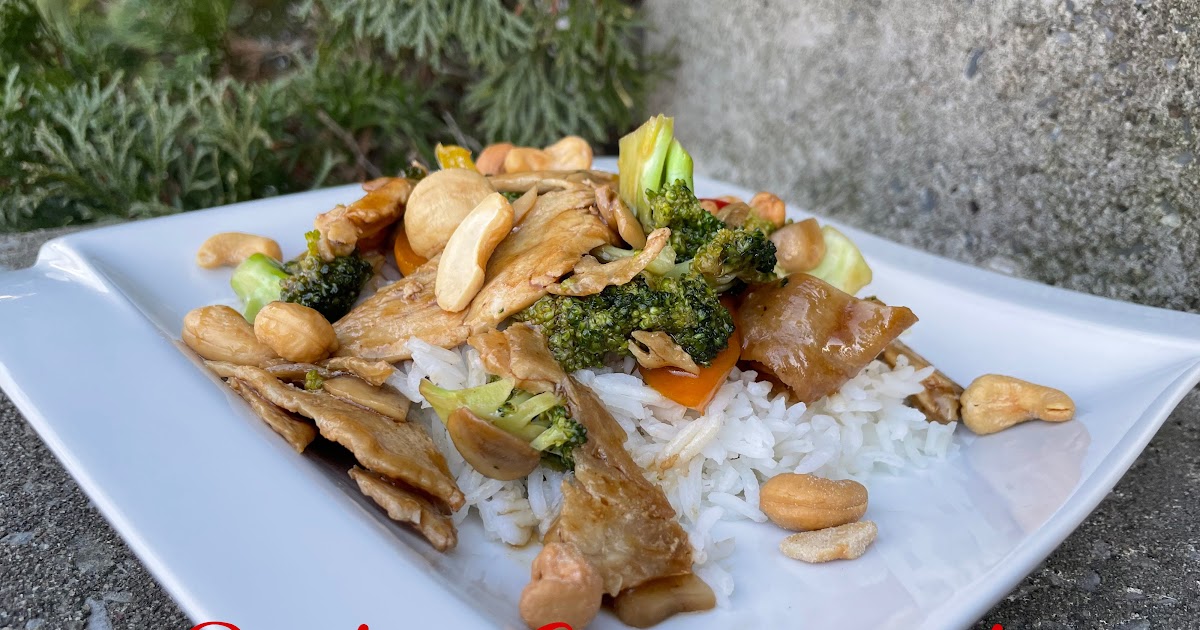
551;377;694;595
316;177;413;258
488;170;616;194
547;228;670;297
349;466;457;552
226;377;317;453
322;375;409;422
465;188;613;328
230;365;464;511
739;275;918;404
477;325;693;596
257;357;395;387
469;324;566;395
880;340;963;424
332;256;471;362
320;357;395;387
593;182;646;249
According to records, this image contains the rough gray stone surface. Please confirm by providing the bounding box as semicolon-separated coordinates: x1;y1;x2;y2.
644;0;1199;313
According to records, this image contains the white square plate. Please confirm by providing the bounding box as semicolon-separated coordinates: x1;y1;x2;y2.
2;159;1199;629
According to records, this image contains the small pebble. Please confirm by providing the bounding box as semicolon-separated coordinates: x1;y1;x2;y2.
85;598;112;630
1;532;34;546
1077;570;1102;593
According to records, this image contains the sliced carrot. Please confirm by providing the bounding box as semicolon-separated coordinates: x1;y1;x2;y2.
640;298;740;412
392;223;428;276
356;228;389;252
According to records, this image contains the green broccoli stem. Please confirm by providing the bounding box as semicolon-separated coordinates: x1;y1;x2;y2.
230;253;287;321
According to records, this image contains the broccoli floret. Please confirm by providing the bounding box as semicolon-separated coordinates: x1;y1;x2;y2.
230;230;373;321
529;406;587;470
686;228;778;292
742;212;777;235
642;180;726;259
618;114;694;223
516;273;734;372
419;378;586;470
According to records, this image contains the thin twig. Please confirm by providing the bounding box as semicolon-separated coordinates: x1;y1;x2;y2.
316;109;383;180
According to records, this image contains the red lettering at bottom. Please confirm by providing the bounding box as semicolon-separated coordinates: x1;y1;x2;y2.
536;623;573;630
190;624;240;630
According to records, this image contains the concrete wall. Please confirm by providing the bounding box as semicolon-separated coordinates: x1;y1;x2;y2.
643;0;1198;312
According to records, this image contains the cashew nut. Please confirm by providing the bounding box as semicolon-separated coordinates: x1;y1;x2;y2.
253;302;339;363
519;542;603;630
511;187;538;224
543;135;593;170
770;218;826;274
195;232;282;269
476;142;514;176
403;168;497;258
780;521;878;563
960;374;1075;435
447;407;540;480
182;305;278;366
612;573;716;628
504;146;554;173
502;136;594;174
760;473;868;531
750;191;787;227
435;192;514;312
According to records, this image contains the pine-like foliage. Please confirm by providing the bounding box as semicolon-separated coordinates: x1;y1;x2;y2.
0;0;667;231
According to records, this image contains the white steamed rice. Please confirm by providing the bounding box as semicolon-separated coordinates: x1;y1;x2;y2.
388;337;958;602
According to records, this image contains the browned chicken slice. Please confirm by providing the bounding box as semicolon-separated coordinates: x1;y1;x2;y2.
552;377;694;595
230;365;465;511
740;274;919;404
547;228;670;297
315;177;412;258
226;377;317;453
258;357;395;387
880;340;963;424
488;170;616;194
349;466;457;552
465;188;613;328
333;256;471;362
469;324;567;395
319;357;395;386
475;325;693;596
322;376;409;422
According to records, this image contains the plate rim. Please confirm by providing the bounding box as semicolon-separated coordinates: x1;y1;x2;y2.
2;168;1199;629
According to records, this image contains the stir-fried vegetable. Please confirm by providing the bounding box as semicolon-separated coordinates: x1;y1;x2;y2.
435;143;476;170
419;378;588;471
640;318;740;412
618;115;694;224
230;230;373;321
806;225;872;295
517;273;734;372
391;223;428;276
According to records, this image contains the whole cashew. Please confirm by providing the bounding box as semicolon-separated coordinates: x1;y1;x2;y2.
196;232;282;269
519;542;603;630
182;305;278;366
